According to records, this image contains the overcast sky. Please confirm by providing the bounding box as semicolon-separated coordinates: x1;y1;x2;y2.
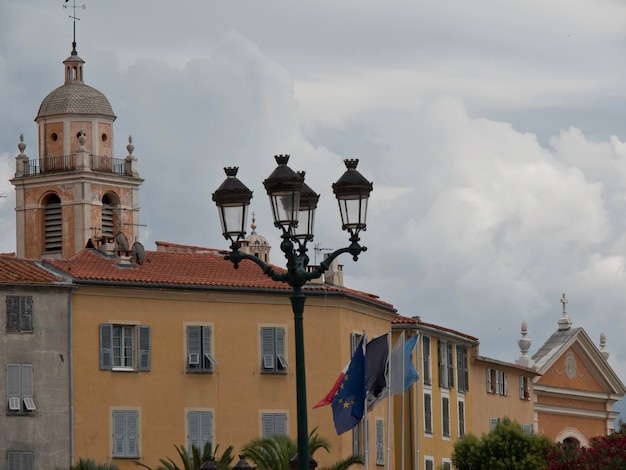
2;0;626;384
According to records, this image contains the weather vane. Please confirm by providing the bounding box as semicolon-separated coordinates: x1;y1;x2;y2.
63;0;86;50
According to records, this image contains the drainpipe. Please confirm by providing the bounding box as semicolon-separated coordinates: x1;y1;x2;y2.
69;289;75;465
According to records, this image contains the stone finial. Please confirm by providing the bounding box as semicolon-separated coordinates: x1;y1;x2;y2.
599;332;610;360
126;135;135;157
78;129;87;149
516;320;534;367
17;134;26;155
558;293;572;331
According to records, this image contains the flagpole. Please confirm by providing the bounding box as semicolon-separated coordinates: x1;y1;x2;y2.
363;332;369;470
401;332;406;470
385;330;392;470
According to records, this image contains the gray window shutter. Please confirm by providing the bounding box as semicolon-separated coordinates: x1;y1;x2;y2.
375;420;384;465
6;297;19;332
126;410;139;457
486;368;492;392
438;341;445;388
261;327;275;370
442;397;450;436
200;411;212;446
22;453;34;470
202;327;213;369
188;326;201;368
276;327;288;369
20;297;33;332
113;410;126;456
447;343;454;388
100;324;113;370
262;413;274;438
275;413;287;436
138;325;151;371
459;401;465;436
7;364;21;398
188;411;200;450
422;336;430;385
21;364;33;398
424;393;432;434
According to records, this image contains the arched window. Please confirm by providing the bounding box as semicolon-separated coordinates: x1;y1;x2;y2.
101;193;118;238
44;194;62;252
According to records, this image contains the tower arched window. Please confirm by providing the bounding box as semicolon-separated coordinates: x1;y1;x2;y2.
44;194;62;252
101;193;119;239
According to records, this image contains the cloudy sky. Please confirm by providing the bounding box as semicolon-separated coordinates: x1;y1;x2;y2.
2;0;626;382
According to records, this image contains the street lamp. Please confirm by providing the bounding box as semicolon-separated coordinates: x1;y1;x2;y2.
212;155;373;470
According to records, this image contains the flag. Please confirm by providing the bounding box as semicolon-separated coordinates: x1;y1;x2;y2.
332;337;366;434
313;361;349;408
365;333;389;411
390;333;419;394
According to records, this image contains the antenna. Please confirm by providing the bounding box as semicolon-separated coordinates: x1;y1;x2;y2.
314;243;333;265
63;0;86;50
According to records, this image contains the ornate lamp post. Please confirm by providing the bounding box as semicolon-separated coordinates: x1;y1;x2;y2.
212;155;373;470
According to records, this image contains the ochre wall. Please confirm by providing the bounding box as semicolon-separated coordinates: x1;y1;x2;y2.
71;287;394;469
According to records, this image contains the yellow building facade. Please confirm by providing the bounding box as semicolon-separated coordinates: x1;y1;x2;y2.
48;244;397;469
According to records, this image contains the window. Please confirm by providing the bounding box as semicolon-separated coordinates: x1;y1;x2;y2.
523;423;533;434
100;324;151;371
458;401;465;437
424;458;434;470
520;376;531;400
101;194;118;238
44;194;62;252
456;345;469;392
424;392;432;435
497;370;507;396
6;296;33;333
188;411;212;451
7;364;35;414
422;336;431;385
375;418;384;466
442;460;451;470
112;410;139;458
489;417;499;431
261;327;288;373
438;340;454;388
442;396;450;438
187;326;217;372
487;368;507;395
261;413;287;438
7;452;34;470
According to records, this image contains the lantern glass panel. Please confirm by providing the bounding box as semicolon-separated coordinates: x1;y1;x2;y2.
219;203;249;240
269;191;300;231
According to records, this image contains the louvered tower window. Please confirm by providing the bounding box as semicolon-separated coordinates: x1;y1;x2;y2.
101;193;118;238
44;194;62;252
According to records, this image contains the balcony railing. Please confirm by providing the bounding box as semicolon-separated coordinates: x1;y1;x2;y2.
24;154;130;176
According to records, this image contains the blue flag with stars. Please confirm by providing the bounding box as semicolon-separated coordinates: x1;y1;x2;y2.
332;336;366;435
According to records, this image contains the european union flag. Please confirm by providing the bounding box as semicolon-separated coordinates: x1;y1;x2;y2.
332;337;366;435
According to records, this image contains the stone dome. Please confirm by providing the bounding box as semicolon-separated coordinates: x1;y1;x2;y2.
36;82;115;119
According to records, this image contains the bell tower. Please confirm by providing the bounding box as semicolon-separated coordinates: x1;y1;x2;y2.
10;43;143;259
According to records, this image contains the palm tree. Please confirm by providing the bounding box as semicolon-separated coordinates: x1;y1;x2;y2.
48;458;120;470
135;442;234;470
241;429;363;470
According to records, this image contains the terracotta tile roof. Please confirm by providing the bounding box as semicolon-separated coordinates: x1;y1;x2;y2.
0;256;65;285
45;247;395;309
392;315;479;342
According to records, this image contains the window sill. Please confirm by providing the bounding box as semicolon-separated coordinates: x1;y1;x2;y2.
111;367;136;372
261;369;288;375
113;455;140;459
186;369;214;374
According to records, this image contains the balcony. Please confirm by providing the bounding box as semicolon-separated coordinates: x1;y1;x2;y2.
24;154;130;176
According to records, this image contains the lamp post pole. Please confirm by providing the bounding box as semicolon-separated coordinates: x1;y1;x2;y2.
212;155;373;470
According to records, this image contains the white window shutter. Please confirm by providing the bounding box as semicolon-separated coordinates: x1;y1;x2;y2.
262;413;274;438
275;413;287;436
200;411;212;446
375;420;384;465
